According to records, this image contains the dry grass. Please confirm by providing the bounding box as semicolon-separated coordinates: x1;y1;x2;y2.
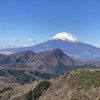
0;77;39;100
1;68;100;100
39;69;100;100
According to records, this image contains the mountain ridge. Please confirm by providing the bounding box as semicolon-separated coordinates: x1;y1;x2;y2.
38;69;100;100
0;48;100;75
1;36;100;60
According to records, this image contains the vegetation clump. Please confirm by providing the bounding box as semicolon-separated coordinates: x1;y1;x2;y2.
0;70;7;76
8;70;36;84
0;87;12;94
26;81;51;100
68;69;100;91
31;70;53;79
54;62;96;75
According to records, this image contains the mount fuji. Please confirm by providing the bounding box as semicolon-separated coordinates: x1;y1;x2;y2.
1;32;100;61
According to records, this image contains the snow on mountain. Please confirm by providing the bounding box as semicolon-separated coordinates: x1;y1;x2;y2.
50;32;80;42
1;32;100;61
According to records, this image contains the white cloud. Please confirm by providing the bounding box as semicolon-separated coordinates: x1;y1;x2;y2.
28;39;36;42
0;45;23;49
0;44;34;49
22;44;34;47
50;32;80;42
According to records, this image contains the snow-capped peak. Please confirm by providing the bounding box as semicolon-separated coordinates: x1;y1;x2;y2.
50;32;79;42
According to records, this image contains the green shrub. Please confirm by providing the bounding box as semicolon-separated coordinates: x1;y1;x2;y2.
0;87;12;94
0;70;7;76
98;98;100;100
0;96;2;99
26;81;51;100
68;70;100;91
8;70;36;84
31;70;53;79
54;62;96;75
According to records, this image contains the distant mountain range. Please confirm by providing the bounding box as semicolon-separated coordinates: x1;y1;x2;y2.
0;48;100;85
1;32;100;61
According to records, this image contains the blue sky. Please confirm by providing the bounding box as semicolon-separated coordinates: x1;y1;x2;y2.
0;0;100;49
